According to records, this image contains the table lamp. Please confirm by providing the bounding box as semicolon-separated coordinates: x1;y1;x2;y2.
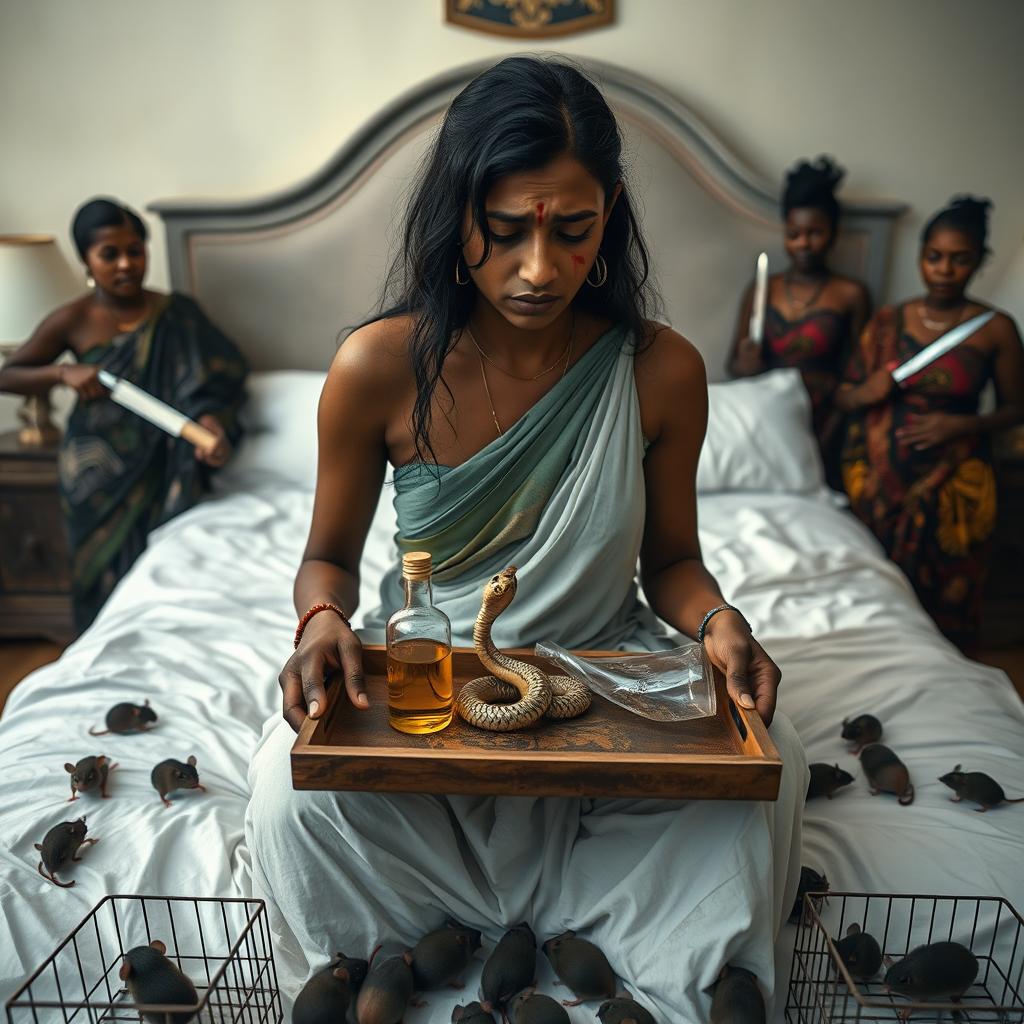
0;235;82;445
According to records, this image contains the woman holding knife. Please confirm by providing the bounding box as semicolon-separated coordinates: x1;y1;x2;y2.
728;157;871;487
838;196;1024;652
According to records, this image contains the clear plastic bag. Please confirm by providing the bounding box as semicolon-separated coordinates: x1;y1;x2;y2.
534;640;716;722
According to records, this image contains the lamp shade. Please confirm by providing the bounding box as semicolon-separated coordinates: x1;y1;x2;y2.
0;235;82;344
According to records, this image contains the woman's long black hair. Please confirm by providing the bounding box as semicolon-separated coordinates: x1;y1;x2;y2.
361;55;663;466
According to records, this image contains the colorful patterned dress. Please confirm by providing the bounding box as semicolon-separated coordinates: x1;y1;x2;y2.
763;305;851;487
840;304;996;651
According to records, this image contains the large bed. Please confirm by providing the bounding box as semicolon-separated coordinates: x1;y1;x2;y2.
3;58;1023;1022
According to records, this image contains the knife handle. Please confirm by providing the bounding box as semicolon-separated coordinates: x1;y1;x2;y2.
180;420;219;450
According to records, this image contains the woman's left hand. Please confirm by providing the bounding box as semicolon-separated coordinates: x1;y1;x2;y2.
895;412;963;450
702;610;780;725
195;414;232;467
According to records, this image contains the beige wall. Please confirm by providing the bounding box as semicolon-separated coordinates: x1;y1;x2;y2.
1;0;1021;428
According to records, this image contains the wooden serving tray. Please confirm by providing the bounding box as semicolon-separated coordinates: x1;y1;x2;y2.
291;646;781;800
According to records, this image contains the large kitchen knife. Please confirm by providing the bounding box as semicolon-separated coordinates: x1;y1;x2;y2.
749;252;769;345
890;310;995;385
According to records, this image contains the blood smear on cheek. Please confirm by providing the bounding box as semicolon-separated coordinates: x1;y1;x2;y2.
571;254;586;268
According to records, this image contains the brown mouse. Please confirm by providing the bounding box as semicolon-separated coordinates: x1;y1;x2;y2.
938;764;1024;812
480;922;536;1018
840;714;882;754
860;744;914;805
34;816;98;887
833;923;883;981
509;989;570;1023
789;865;830;924
151;756;206;808
355;952;421;1024
408;917;482;990
89;700;158;735
706;964;765;1024
452;1002;497;1022
806;763;854;800
596;991;658;1023
542;930;616;1006
883;941;978;1018
119;939;198;1024
292;951;369;1024
64;755;118;800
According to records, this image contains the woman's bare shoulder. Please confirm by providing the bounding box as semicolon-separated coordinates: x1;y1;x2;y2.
634;321;708;441
327;314;416;388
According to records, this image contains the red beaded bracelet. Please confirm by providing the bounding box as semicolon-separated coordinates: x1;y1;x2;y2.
294;602;350;649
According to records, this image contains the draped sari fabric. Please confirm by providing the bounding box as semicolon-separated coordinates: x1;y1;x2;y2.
58;293;248;630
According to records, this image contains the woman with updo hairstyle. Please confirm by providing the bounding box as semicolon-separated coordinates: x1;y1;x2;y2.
0;197;248;631
837;196;1024;652
728;156;872;486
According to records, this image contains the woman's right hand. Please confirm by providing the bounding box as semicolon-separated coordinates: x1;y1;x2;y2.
855;368;897;408
732;337;764;377
59;364;106;401
278;611;369;732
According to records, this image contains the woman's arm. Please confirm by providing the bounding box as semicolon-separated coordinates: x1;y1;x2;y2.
277;322;395;731
726;281;765;379
638;328;781;724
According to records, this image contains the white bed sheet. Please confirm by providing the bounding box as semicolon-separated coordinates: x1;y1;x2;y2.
2;475;1023;1023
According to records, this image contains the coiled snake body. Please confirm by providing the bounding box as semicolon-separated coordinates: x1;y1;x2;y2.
455;566;591;731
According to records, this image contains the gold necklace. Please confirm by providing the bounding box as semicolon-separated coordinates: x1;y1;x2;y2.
783;271;828;311
478;328;574;437
467;314;575;381
918;301;966;332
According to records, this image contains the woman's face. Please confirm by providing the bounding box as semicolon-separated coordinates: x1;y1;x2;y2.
461;154;620;330
919;226;981;303
783;207;834;273
85;223;147;299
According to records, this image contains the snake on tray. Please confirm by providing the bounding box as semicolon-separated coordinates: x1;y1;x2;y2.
455;565;592;732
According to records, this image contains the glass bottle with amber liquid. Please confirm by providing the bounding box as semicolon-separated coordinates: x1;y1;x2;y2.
386;551;453;734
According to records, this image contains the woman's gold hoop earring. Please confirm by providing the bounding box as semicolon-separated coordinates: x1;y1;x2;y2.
586;253;608;288
455;255;471;286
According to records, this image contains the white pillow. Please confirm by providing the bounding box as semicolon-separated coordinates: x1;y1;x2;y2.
219;370;326;490
697;368;825;493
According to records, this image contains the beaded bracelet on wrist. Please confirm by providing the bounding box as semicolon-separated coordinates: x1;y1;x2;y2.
293;602;350;649
696;603;748;643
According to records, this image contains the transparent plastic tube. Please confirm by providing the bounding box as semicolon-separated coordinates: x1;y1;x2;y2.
534;640;716;722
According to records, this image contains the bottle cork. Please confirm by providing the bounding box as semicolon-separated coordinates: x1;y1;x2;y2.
402;551;433;581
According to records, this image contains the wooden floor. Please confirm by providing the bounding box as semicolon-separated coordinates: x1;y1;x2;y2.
2;639;1023;717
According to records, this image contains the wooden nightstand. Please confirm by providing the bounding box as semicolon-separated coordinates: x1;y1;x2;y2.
0;430;75;644
981;430;1024;648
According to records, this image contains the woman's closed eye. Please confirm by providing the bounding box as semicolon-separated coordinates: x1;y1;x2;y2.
490;229;593;245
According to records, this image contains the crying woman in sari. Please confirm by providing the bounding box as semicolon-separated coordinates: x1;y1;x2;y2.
246;58;807;1021
0;198;247;630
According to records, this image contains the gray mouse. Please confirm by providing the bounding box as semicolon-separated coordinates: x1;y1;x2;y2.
510;990;570;1023
840;714;882;754
452;1002;497;1022
596;991;658;1023
938;764;1024;812
884;941;978;1017
119;939;198;1024
408;917;482;990
480;922;536;1018
292;951;369;1024
542;930;616;1006
833;923;883;981
64;755;118;800
789;865;830;924
705;965;765;1024
89;700;157;735
355;952;421;1024
34;816;98;887
860;743;914;805
806;763;854;800
151;756;206;808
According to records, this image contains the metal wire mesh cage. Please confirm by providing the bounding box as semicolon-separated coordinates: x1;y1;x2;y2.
4;896;283;1024
786;891;1024;1022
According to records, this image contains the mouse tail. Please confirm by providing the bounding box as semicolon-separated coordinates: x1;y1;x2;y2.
899;784;915;806
37;862;75;888
87;726;109;736
1005;796;1024;804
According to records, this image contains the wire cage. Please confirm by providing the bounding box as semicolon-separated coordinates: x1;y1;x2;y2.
5;896;283;1024
786;891;1024;1022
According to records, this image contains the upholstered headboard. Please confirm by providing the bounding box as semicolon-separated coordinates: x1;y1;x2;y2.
150;58;906;380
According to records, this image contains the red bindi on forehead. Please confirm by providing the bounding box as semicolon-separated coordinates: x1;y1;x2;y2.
536;202;545;225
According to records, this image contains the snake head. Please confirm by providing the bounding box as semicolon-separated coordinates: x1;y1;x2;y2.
484;566;519;613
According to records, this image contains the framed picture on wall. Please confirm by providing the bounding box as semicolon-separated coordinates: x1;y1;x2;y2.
445;0;615;38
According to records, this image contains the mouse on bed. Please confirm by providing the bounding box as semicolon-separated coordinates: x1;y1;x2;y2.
833;923;883;981
789;865;830;924
151;756;206;808
840;714;882;754
120;939;199;1024
89;700;158;735
806;763;854;800
292;951;369;1024
860;744;914;805
705;964;765;1024
65;754;118;800
34;816;98;887
938;764;1024;811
